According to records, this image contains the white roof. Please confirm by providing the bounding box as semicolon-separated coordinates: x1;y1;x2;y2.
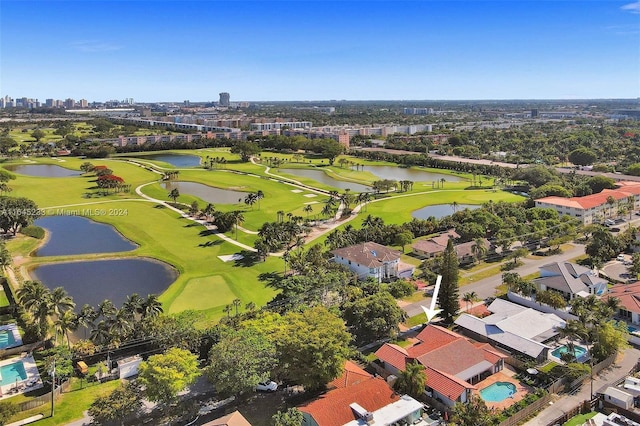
344;395;423;426
604;386;634;402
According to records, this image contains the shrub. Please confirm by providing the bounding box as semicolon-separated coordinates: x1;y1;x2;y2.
385;279;416;298
21;225;44;239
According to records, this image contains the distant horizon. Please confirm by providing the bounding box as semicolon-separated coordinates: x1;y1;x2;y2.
2;1;639;101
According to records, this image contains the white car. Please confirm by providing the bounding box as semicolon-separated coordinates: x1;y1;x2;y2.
617;254;626;262
256;381;278;392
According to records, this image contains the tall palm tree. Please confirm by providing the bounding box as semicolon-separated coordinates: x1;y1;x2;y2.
462;291;479;312
232;298;241;316
303;204;313;219
55;310;78;348
107;308;134;348
232;211;244;240
471;238;488;264
90;320;111;346
97;299;117;319
256;190;264;210
77;304;98;339
141;294;163;319
17;281;53;339
51;287;75;317
123;293;144;319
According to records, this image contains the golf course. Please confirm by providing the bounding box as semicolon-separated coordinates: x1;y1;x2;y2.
3;149;524;326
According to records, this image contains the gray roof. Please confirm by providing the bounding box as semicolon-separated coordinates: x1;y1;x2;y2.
535;261;606;295
455;299;566;359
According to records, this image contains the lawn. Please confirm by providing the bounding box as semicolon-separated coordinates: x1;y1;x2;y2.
7;378;120;426
563;411;597;426
0;290;9;307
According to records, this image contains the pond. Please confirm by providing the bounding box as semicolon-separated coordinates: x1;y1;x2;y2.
161;181;247;204
4;164;80;177
412;203;482;220
31;258;178;308
279;168;370;192
137;154;201;168
34;216;137;256
366;165;467;182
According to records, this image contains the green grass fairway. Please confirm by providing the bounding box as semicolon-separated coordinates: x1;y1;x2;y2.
169;275;236;312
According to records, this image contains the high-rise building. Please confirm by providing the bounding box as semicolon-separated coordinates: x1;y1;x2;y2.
79;99;88;108
64;98;75;109
45;99;55;107
219;92;230;107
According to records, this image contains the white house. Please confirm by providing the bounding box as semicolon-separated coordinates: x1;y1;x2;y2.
331;242;413;282
534;261;608;300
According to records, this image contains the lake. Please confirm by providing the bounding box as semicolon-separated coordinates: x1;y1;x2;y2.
412;203;482;220
4;164;80;177
366;166;467;182
31;258;177;308
161;181;247;204
34;216;137;256
279;168;370;192
137;154;201;168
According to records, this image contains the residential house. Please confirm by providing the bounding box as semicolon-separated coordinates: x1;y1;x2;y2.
411;230;489;265
299;361;427;426
455;299;566;362
603;282;640;326
534;261;608;300
375;325;507;407
330;242;414;282
202;411;251;426
412;230;460;258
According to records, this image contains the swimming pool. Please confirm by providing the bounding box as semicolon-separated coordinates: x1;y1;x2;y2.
0;330;16;350
0;361;27;386
551;345;588;359
480;382;517;402
628;325;638;333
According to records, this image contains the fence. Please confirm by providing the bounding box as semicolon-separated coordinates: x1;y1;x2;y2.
544;399;593;426
497;393;553;426
592;353;617;376
16;380;71;412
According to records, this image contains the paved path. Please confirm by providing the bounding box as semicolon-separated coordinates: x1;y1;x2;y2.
524;347;640;426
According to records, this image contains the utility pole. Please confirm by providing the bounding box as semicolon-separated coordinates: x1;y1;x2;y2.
50;358;56;418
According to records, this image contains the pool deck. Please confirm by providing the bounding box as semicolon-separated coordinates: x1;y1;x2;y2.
0;324;23;350
0;354;43;400
475;371;531;411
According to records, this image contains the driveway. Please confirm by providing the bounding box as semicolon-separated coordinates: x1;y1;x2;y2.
602;259;634;283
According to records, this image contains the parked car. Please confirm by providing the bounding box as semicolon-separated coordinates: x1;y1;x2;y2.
605;219;615;226
610;227;622;232
615;218;625;224
256;381;278;392
617;254;626;262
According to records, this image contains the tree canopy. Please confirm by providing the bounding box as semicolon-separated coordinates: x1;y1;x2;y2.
138;347;200;405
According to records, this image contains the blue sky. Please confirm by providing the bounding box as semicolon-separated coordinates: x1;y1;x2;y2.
1;1;639;102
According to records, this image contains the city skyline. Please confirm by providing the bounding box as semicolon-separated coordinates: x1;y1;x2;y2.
1;1;639;102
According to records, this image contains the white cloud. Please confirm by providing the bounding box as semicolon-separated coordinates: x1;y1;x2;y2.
70;41;122;53
621;1;640;14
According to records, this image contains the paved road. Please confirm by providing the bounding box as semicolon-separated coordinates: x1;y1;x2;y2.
400;243;586;318
523;347;640;426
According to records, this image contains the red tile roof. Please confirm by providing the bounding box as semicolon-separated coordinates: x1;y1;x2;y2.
415;339;486;376
423;366;474;399
604;281;640;314
374;344;408;371
476;343;509;364
413;325;461;352
331;242;401;267
299;377;400;426
536;185;640;210
328;361;372;389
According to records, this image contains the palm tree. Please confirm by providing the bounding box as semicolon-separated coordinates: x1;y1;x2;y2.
440;178;445;188
107;308;133;348
223;305;232;318
277;210;285;223
97;299;117;319
232;211;245;240
256;190;264;210
141;294;163;319
17;281;53;339
90;320;111;346
451;201;459;213
244;193;257;209
77;304;98;339
303;204;313;219
203;203;215;222
462;291;479;312
168;188;180;203
471;238;488;264
606;196;616;218
321;203;334;219
55;310;78;348
232;298;241;316
393;361;427;399
51;287;75;317
123;294;144;320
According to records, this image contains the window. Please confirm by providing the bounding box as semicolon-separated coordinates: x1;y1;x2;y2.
369;268;375;274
